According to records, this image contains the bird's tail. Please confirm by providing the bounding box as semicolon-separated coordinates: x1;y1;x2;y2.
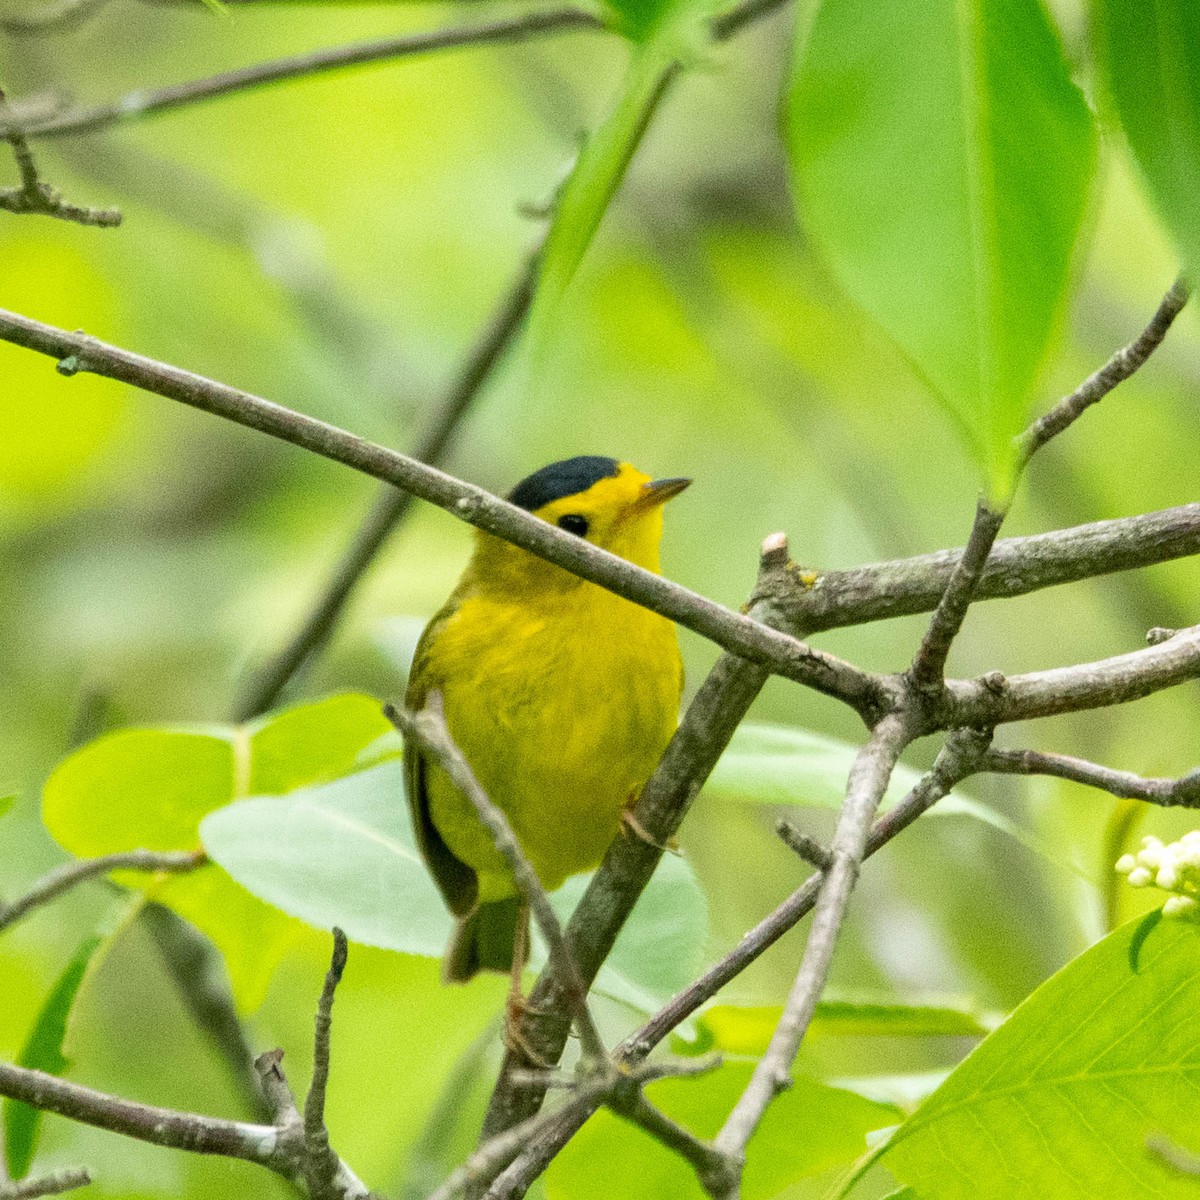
443;896;523;983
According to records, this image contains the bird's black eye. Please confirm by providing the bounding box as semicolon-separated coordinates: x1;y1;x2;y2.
557;514;589;537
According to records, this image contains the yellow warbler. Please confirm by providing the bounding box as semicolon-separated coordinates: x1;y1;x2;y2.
404;456;689;981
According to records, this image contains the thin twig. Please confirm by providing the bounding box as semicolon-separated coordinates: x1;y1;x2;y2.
610;1091;735;1197
753;502;1200;637
980;748;1200;807
774;821;831;870
0;850;205;933
0;1062;292;1172
713;713;912;1176
0;85;120;227
0;1168;91;1199
388;699;608;1065
13;11;602;142
939;623;1200;728
908;498;1007;692
1017;276;1190;465
304;929;349;1200
233;233;544;720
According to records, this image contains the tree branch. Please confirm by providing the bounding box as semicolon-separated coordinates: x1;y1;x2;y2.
233;232;543;720
1016;276;1191;465
940;623;1200;727
753;502;1200;637
11;11;603;142
303;929;349;1200
0;850;205;933
980;747;1200;807
0;85;120;226
0;1062;291;1171
907;498;1007;692
712;712;912;1177
0;307;876;711
0;1169;91;1199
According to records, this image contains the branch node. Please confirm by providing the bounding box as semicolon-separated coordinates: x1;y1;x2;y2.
775;820;832;871
56;354;81;376
1147;626;1178;646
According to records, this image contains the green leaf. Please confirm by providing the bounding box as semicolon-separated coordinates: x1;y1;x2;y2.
786;0;1095;495
42;694;390;1012
545;1063;899;1200
528;46;678;350
201;760;709;1011
0;792;15;820
678;998;998;1056
874;914;1200;1199
1092;0;1200;276
706;724;1083;876
4;897;138;1178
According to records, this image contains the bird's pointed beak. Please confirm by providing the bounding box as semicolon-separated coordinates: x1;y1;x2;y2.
635;476;692;510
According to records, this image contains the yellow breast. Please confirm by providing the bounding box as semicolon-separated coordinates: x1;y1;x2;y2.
421;581;682;899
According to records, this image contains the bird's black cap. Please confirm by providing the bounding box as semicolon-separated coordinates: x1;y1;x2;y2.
508;456;621;512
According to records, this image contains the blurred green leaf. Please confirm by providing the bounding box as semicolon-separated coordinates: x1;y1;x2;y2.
786;0;1095;494
556;852;709;1011
546;1063;899;1200
42;694;389;1012
3;895;138;1179
1092;0;1200;276
0;793;15;820
528;47;678;351
874;913;1200;1199
706;724;1083;876
201;760;709;1010
0;237;125;525
677;998;997;1057
400;1024;501;1200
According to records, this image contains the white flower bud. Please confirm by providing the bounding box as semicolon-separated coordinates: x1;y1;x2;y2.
1115;854;1137;875
1127;867;1153;888
1164;895;1199;919
1157;865;1179;890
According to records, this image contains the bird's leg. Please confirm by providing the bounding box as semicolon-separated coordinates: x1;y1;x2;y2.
503;904;552;1067
620;799;680;854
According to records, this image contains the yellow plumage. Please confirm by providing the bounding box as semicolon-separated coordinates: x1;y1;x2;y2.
403;457;687;982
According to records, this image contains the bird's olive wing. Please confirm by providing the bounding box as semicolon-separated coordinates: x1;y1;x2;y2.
403;601;479;919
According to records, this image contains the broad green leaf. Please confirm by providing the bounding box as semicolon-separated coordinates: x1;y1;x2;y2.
201;761;709;1010
678;999;997;1056
247;692;392;794
545;1063;899;1200
42;694;390;1012
1092;0;1200;275
706;724;1082;876
873;913;1200;1199
786;0;1095;495
3;896;138;1179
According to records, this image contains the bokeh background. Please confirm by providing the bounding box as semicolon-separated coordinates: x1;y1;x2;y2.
2;1;1199;1195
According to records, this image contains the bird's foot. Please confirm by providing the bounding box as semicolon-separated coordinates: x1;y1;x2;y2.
620;807;680;854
